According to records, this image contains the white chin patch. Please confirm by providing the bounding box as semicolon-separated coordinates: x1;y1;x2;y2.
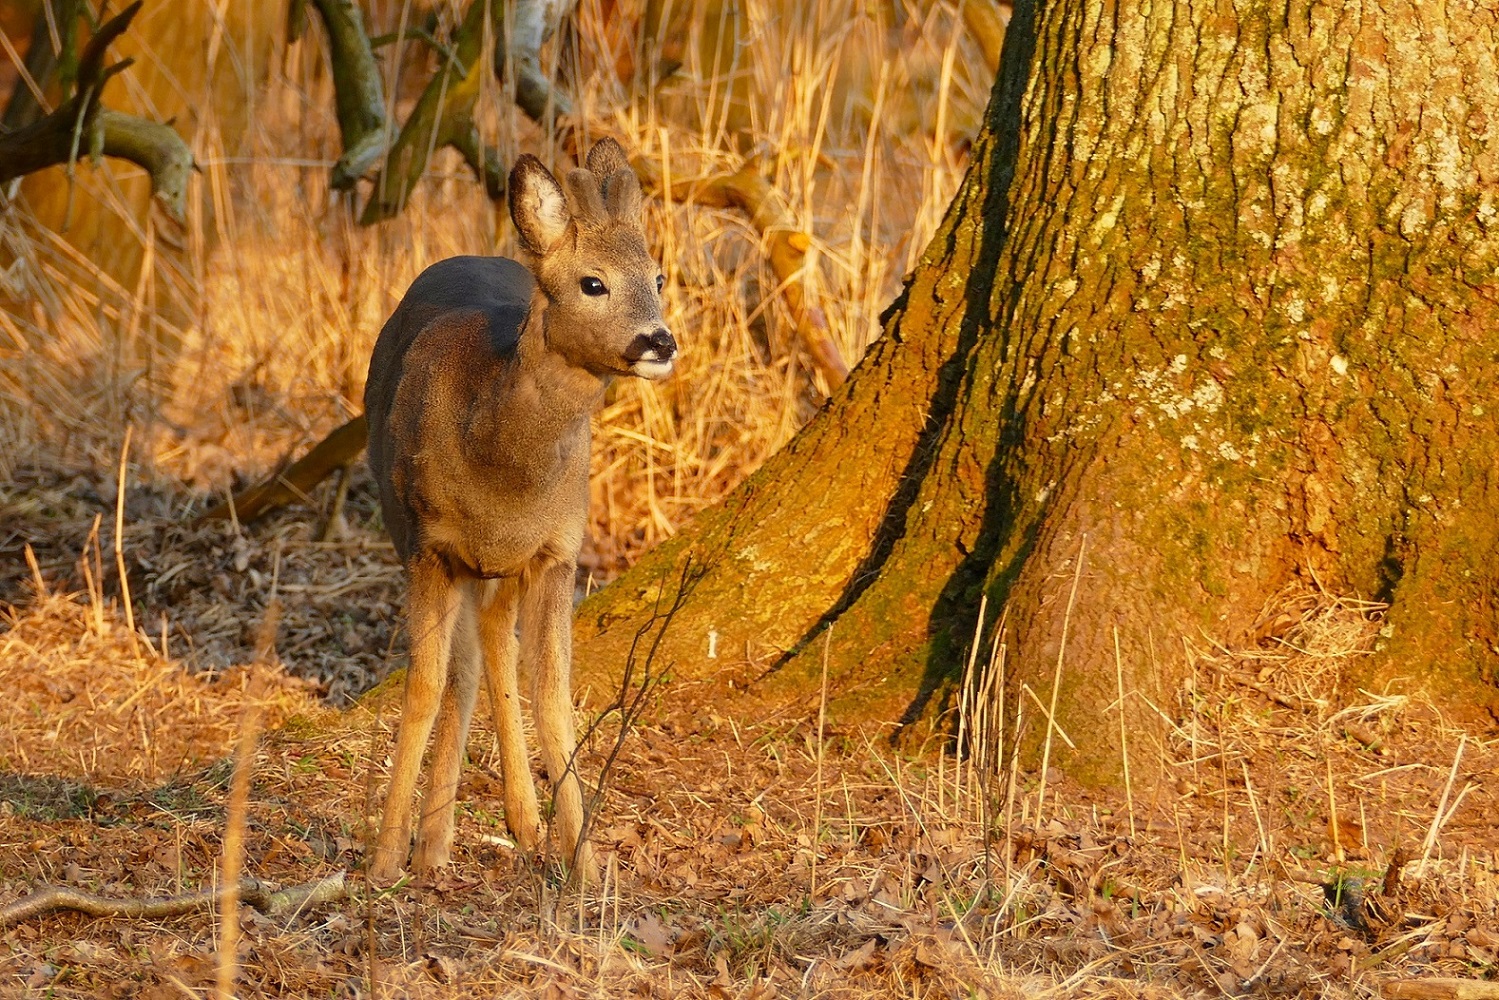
630;358;675;380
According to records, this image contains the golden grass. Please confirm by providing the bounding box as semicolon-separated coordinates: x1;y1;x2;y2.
0;0;990;579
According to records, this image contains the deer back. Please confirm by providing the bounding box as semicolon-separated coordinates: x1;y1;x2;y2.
364;139;675;578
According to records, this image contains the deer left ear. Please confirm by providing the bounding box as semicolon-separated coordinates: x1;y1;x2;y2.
510;154;570;254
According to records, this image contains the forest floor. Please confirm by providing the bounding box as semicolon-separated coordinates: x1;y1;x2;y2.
1;465;1497;1000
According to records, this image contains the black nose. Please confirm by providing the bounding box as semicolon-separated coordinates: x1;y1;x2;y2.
647;329;677;358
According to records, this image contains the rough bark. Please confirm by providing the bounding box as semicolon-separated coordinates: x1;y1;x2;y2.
574;0;1499;777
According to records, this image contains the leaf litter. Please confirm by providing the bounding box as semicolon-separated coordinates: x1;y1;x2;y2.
0;476;1496;998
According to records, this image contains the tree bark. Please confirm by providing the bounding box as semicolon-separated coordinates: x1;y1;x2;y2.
574;0;1499;777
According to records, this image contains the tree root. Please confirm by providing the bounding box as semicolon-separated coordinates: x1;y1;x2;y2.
0;870;348;929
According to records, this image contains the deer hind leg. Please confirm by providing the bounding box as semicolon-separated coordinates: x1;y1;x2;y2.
524;560;594;880
371;555;462;882
413;581;482;871
476;577;543;852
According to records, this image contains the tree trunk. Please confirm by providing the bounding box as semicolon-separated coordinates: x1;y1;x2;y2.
574;0;1499;778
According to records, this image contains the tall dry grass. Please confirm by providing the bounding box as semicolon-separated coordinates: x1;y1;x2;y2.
0;0;992;578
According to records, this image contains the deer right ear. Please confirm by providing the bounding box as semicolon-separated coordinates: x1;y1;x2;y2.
510;155;570;254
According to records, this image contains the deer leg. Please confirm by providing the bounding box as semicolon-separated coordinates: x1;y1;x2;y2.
413;582;481;871
477;577;543;852
525;560;594;880
371;555;461;882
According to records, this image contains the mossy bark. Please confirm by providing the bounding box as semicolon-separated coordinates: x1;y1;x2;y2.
575;0;1499;778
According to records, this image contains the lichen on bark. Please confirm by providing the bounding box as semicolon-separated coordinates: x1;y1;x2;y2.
575;0;1499;779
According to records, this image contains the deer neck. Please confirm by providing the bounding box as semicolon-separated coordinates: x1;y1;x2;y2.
468;287;607;466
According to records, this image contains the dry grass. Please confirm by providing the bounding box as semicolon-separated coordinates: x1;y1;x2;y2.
3;2;1498;998
1;575;1495;997
0;0;989;579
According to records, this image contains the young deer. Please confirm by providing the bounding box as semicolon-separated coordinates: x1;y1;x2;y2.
363;139;675;882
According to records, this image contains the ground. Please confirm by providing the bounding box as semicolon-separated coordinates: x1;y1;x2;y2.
1;467;1496;999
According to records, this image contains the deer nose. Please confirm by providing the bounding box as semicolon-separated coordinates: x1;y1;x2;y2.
646;329;677;359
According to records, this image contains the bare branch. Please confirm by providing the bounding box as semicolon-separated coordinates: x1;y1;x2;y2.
0;3;192;222
360;0;505;224
651;161;849;389
0;871;349;929
305;0;389;191
501;0;575;127
197;414;368;525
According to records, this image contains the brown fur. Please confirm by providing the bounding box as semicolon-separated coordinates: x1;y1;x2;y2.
364;139;675;882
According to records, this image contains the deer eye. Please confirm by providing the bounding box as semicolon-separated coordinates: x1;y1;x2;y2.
655;274;665;294
580;276;608;296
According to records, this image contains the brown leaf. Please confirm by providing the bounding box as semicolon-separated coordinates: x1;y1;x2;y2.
833;937;879;971
627;910;676;956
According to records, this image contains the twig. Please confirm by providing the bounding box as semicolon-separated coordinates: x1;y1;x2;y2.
1035;534;1086;819
1381;980;1499;999
1415;735;1465;876
0;872;349;929
571;557;702;878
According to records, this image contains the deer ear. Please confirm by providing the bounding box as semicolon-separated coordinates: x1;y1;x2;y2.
585;137;630;179
563;168;607;225
509;154;570;254
603;165;642;223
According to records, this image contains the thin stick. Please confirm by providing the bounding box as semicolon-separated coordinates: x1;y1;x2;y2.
1416;734;1465;876
1112;625;1135;838
1327;755;1343;865
1037;535;1086;820
1242;760;1270;866
811;625;832;899
956;593;989;818
113;425;139;653
216;674;264;1000
0;873;347;929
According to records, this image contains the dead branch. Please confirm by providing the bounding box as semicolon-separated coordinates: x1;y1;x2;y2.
0;2;193;222
306;0;389;191
197;414;368;524
0;871;348;929
95;109;193;222
502;0;576;127
651;161;849;389
360;0;505;224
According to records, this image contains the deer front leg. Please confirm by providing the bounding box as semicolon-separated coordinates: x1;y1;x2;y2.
371;555;461;883
525;560;594;880
476;578;544;852
412;584;482;871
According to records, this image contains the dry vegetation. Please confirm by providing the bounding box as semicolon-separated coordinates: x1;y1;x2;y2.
1;1;1496;997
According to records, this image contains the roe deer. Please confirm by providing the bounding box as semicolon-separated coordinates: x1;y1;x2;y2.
364;138;675;882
